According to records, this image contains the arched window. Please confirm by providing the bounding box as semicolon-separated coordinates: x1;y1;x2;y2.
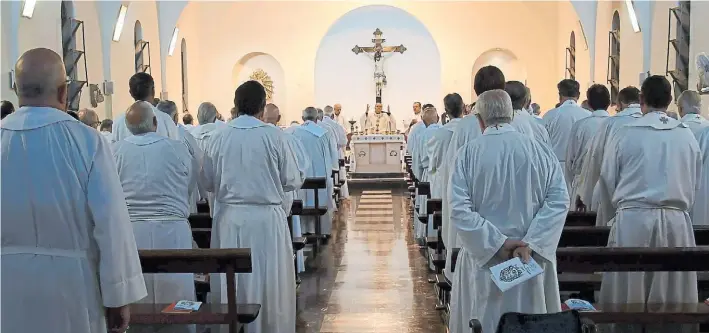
134;21;151;74
61;0;87;111
566;32;576;80
608;11;621;104
181;38;188;113
666;1;691;99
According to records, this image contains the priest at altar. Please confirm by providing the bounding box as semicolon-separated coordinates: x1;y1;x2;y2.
359;103;397;133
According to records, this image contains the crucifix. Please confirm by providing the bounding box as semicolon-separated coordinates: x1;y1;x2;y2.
352;28;406;104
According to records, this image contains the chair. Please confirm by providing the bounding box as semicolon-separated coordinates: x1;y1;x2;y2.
487;311;596;333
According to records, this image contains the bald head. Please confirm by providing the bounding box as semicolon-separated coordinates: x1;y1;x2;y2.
263;103;281;125
14;48;67;110
677;90;702;117
78;108;100;128
125;101;157;135
421;106;439;126
334;104;342;115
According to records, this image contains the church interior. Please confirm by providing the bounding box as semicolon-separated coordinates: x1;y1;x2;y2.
2;1;709;333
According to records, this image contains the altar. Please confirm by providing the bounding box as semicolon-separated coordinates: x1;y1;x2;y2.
350;134;405;174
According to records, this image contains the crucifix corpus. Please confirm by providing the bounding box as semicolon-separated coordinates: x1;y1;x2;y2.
352;28;406;104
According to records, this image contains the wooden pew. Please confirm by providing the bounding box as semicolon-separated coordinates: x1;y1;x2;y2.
288;199;307;282
566;211;596;226
300;177;329;255
559;226;709;247
197;201;210;214
132;248;260;333
555;247;709;324
468;247;709;332
416;182;431;224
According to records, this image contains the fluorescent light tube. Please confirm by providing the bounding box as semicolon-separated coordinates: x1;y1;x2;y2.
112;5;128;42
625;0;641;33
22;0;36;18
168;28;179;56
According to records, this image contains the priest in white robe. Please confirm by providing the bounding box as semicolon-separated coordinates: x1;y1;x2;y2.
291;107;336;238
449;90;569;333
359;103;395;134
564;84;611;208
190;102;228;214
405;101;423;136
265;103;311;273
113;102;197;333
542;79;591;183
597;76;699;333
333;103;351;133
201;81;303;333
157;100;204;214
578;87;643;224
317;108;339;216
414;107;442;240
505;81;550;145
112;73;179;142
100;119;113;141
1;48;146;333
692;127;709;226
678;90;708;137
182;113;196;131
442;66;506;277
322;105;350;199
428;93;465;280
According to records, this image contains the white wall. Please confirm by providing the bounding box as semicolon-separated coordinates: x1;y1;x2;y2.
233;53;286;120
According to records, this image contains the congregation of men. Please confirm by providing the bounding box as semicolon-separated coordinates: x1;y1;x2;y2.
3;45;709;333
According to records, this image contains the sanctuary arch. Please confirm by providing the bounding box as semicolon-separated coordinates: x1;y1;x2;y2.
232;52;286;121
471;49;527;100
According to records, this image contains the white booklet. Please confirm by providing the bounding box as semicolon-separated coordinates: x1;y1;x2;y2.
489;257;544;292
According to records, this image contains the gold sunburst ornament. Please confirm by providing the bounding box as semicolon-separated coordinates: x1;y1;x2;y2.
249;69;274;101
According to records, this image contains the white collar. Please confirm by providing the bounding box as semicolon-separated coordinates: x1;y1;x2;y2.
483;123;516;135
124;132;166;145
680;113;707;124
1;106;77;130
627;111;687;130
229;115;267;129
301;120;327;137
591;109;610;117
560;100;577;107
616;105;642;117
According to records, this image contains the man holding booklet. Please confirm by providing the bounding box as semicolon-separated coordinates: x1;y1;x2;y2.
448;90;570;333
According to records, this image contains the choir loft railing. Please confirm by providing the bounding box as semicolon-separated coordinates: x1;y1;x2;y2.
62;17;88;111
665;1;690;100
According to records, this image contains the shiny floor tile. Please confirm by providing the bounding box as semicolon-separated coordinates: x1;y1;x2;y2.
295;188;446;333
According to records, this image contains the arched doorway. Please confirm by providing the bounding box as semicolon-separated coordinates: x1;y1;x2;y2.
471;48;527;100
232;52;285;122
314;5;441;131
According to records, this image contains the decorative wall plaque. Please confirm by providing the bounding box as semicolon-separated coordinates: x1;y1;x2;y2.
249;68;274;101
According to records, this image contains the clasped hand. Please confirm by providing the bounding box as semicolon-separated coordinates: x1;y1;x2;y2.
497;239;532;263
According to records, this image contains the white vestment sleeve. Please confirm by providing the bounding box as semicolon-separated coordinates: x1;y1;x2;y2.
564;121;582;195
87;137;147;307
279;134;305;192
450;148;507;268
428;133;445;176
521;152;569;262
199;137;216;193
597;132;621;226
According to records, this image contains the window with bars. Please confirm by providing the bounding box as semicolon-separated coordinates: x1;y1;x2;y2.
181;39;188;113
666;1;690;100
566;32;576;80
134;21;151;74
607;11;621;104
61;0;88;111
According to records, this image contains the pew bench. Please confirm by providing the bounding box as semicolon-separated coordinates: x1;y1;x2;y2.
555;247;709;325
300;177;329;254
565;211;597;226
133;248;260;333
558;226;709;247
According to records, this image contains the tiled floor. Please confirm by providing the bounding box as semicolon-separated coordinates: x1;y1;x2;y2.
296;188;447;333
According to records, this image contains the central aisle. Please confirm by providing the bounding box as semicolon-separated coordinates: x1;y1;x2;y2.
296;188;446;333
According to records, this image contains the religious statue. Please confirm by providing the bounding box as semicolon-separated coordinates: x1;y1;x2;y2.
352;28;406;104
